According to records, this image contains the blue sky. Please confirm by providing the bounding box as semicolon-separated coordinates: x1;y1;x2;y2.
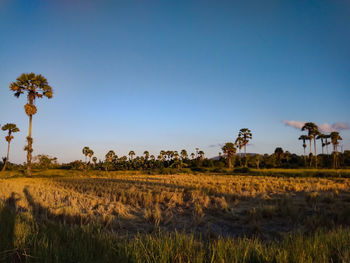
0;0;349;163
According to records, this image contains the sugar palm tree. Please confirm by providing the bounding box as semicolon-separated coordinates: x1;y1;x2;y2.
330;131;342;168
222;142;236;168
82;146;90;164
92;157;97;167
1;123;20;171
190;153;195;159
105;150;116;162
10;73;53;176
324;134;331;154
301;122;319;168
235;133;244;167
128;150;135;160
239;128;252;156
180;149;188;160
198;150;205;160
316;133;327;154
298;135;309;167
143;151;150;160
88;149;94;164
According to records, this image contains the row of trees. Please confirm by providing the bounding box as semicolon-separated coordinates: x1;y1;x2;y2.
2;72;348;173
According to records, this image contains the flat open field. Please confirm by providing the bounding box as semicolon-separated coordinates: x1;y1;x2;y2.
1;170;350;262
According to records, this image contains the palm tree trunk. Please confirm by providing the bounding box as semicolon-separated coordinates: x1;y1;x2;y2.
27;115;33;176
1;141;11;172
314;137;317;168
309;139;312;167
303;146;306;167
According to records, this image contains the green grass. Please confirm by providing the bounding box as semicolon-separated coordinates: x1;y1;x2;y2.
1;202;350;263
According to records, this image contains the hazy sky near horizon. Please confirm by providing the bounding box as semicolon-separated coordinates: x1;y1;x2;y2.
0;0;349;163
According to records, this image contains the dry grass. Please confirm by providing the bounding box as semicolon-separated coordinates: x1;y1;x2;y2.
1;170;350;239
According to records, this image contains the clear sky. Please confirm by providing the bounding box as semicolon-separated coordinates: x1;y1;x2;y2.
0;0;349;163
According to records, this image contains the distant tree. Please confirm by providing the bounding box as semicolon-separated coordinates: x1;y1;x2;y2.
222;142;237;168
143;151;150;161
92;157;97;167
180;149;188;160
299;135;309;167
82;146;90;164
324;134;331;154
1;123;20;171
190;153;195;159
10;73;53;176
330;131;342;168
105;150;116;162
235;134;244;167
316;133;327;155
274;147;284;166
301;122;319;168
239;128;253;157
128;150;135;160
198;150;205;160
88;149;94;164
33;154;57;169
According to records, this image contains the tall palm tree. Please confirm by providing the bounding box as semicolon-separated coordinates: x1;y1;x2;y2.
1;123;20;171
298;135;309;167
10;73;53;176
301;122;319;168
330;131;342;168
222;142;237;168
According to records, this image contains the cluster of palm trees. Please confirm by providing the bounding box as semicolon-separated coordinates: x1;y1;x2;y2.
299;122;343;168
80;147;206;170
222;128;253;168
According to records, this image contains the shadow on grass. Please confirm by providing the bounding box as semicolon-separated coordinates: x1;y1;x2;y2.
0;192;21;262
22;187;127;263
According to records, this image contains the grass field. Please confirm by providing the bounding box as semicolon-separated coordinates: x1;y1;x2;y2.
1;170;350;262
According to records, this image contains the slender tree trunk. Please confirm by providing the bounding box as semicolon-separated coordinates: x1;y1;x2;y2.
303;146;306;167
2;141;11;172
27;115;33;176
314;137;317;168
244;145;247;167
309;139;312;167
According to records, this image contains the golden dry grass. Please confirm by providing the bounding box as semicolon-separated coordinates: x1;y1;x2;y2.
1;170;350;239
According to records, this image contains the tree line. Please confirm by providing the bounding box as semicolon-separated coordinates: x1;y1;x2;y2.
1;73;348;173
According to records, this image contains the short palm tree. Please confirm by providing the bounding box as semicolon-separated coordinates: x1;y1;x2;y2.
330;131;342;168
128;150;135;160
143;151;150;160
88;149;94;163
82;146;90;164
92;157;97;167
10;73;53;176
180;149;188;160
222;142;237;168
1;123;20;171
301;122;319;168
